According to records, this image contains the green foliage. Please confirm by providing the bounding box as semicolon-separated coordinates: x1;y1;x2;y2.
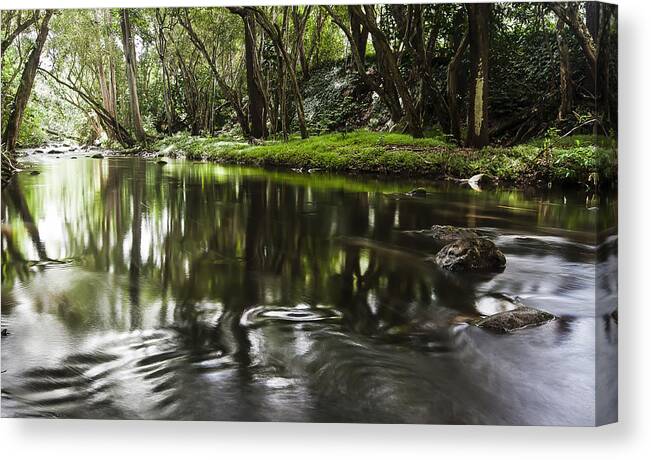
16;103;47;146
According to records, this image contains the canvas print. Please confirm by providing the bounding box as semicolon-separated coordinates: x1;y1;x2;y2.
1;2;617;425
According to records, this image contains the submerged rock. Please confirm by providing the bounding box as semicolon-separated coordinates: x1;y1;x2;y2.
429;225;479;241
48;149;64;154
91;153;104;159
408;187;427;197
435;237;506;271
474;307;556;333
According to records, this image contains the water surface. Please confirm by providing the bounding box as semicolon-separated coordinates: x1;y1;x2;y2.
1;152;618;424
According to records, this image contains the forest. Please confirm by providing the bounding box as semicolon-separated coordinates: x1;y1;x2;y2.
2;2;617;186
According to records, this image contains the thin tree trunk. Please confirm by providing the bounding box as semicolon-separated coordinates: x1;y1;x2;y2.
350;5;423;137
556;18;573;120
39;67;135;147
246;6;308;139
179;12;250;137
278;42;288;140
325;6;401;124
97;13;119;141
551;3;615;133
1;11;38;55
119;9;147;144
293;6;312;80
155;9;174;135
595;5;613;131
307;9;325;70
2;10;53;152
447;30;469;143
465;3;490;149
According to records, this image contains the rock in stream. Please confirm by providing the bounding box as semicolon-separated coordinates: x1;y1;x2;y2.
473;307;556;333
435;237;506;271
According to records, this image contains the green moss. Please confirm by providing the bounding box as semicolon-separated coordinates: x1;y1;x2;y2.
153;130;617;187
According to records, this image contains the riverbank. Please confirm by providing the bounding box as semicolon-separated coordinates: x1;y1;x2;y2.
1;151;19;189
153;130;617;188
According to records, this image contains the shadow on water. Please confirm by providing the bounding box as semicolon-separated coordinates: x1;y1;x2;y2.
1;155;617;424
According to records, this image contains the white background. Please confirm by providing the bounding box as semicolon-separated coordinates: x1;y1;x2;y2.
1;0;650;458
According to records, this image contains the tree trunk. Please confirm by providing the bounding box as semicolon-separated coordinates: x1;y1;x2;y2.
307;9;326;70
278;47;288;140
2;10;53;152
229;7;267;139
349;10;368;67
325;6;400;122
179;12;250;138
551;3;615;133
292;6;312;80
556;18;573;120
447;30;469;144
39;68;135;147
119;9;147;144
246;7;308;139
586;2;601;43
155;9;174;135
595;5;613;132
465;4;490;149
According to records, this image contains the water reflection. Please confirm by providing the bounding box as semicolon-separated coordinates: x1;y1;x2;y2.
1;155;617;424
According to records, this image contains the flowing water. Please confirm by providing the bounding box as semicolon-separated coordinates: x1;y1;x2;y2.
1;151;618;425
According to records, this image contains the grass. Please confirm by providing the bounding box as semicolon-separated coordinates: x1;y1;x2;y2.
153;130;617;188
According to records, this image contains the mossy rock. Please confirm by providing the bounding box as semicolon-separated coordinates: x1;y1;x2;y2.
435;237;506;272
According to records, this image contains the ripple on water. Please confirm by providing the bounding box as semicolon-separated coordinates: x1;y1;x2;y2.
240;303;343;328
474;293;524;316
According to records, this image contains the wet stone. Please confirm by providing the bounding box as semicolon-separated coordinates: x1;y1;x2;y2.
435;237;506;271
473;306;556;333
407;187;427;197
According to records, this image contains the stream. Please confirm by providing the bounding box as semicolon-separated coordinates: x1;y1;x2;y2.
1;149;618;424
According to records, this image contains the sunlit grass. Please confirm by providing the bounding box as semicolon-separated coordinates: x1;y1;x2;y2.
154;129;617;186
